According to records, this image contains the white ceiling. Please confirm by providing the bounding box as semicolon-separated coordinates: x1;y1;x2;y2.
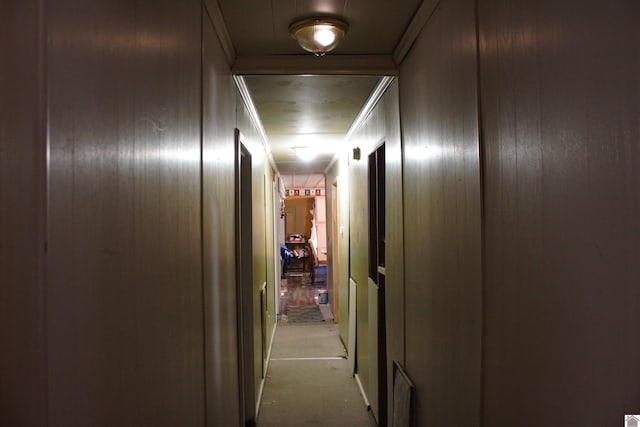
281;173;325;191
243;75;379;174
213;0;426;177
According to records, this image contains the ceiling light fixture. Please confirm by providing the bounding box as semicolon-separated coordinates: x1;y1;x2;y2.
292;146;317;161
289;17;349;56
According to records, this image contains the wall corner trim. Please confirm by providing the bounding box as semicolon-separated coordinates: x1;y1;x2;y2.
325;76;395;174
233;76;279;174
355;373;371;409
256;321;278;418
233;55;398;76
204;0;237;65
393;0;441;65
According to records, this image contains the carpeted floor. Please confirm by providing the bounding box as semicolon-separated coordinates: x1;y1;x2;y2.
257;323;374;426
285;305;324;323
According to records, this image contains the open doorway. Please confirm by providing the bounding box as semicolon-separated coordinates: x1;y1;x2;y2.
277;175;329;324
279;195;328;322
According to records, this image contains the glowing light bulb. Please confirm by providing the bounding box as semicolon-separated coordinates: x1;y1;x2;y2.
293;147;317;161
314;26;336;47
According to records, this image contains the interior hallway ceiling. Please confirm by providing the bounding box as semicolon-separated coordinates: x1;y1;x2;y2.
243;75;379;175
215;0;424;179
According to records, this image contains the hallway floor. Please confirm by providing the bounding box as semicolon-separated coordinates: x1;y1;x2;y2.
257;322;374;426
279;266;331;323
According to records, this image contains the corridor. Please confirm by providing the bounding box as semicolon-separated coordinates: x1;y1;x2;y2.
255;262;373;426
3;0;640;426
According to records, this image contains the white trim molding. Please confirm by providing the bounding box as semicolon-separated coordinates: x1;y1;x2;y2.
203;0;237;65
233;75;279;174
233;55;397;76
325;76;395;174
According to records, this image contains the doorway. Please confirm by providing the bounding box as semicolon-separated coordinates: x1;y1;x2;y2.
368;143;387;426
331;179;340;322
235;129;255;426
279;196;325;322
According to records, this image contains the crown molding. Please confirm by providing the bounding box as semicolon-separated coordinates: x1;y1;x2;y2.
233;76;279;174
345;76;395;141
203;0;237;65
204;0;440;70
325;76;395;174
393;0;441;65
232;55;397;76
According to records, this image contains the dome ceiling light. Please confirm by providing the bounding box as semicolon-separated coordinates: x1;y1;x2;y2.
289;17;349;56
292;146;317;161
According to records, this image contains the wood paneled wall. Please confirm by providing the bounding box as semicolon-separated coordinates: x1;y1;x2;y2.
336;80;403;424
0;1;48;424
399;0;483;424
235;91;277;416
203;7;241;426
479;0;640;424
380;81;404;426
390;0;639;425
326;155;352;344
2;0;261;425
46;0;205;424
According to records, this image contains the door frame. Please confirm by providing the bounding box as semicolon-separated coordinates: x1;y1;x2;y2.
235;129;255;426
331;178;340;322
368;141;387;426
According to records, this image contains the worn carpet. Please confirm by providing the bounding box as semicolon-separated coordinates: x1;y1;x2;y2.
285;304;324;323
258;323;374;427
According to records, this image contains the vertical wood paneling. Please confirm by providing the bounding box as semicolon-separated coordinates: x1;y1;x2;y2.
348;117;380;400
326;157;352;345
480;0;640;424
343;81;403;423
47;1;205;425
368;277;380;418
235;92;277;417
203;9;240;426
399;0;482;424
0;1;47;424
381;81;404;427
265;167;277;358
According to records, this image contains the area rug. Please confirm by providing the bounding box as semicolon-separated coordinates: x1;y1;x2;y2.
286;305;324;323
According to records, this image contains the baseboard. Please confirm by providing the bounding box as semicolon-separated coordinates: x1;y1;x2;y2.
255;320;278;417
265;319;278;373
354;372;371;409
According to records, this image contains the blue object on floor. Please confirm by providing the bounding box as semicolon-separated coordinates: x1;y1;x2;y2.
318;291;328;304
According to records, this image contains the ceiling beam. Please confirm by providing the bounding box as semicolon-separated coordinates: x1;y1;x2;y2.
232;55;398;76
